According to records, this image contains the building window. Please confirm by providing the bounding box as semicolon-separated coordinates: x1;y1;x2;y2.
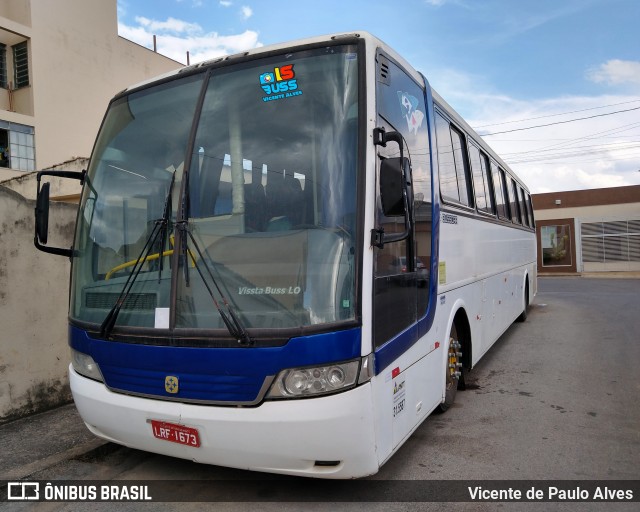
12;41;29;89
541;224;572;267
0;43;7;89
0;121;35;171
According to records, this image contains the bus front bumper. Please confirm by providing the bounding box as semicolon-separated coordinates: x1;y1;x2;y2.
69;366;379;479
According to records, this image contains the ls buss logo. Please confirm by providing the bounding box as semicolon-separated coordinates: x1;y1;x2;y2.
259;64;302;102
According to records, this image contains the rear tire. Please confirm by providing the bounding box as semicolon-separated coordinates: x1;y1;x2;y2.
437;324;464;413
517;281;529;322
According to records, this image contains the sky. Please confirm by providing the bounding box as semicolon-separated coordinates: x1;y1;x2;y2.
116;0;640;193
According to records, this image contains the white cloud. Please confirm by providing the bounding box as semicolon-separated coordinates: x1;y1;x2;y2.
118;16;261;64
117;0;128;17
588;60;640;88
427;67;640;193
219;1;232;6
135;16;201;35
241;6;253;20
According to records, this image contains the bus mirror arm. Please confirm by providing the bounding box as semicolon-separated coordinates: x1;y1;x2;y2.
34;169;85;258
371;206;412;248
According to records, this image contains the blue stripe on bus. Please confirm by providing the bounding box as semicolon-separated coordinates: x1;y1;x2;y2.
69;325;361;403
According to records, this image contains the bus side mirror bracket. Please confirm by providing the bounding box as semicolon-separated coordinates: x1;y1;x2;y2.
34;169;85;258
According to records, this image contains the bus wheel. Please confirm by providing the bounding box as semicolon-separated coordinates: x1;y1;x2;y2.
517;281;529;322
438;324;463;413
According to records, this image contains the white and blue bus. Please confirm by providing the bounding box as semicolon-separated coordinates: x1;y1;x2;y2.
35;31;536;478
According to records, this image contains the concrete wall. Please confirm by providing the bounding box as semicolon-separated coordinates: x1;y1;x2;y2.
0;0;32;27
534;203;640;222
1;157;88;201
0;184;77;422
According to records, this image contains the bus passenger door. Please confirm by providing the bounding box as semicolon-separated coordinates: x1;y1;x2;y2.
373;52;433;452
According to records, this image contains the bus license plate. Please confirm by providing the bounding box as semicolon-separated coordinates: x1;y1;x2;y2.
150;420;200;448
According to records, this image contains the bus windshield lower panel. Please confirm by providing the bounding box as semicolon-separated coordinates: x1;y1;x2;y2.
70;45;360;338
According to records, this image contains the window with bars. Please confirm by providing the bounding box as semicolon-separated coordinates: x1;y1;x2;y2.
12;41;29;89
0;43;7;89
581;220;640;263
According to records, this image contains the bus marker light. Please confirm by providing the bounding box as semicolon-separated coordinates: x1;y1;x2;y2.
392;367;400;379
70;348;104;383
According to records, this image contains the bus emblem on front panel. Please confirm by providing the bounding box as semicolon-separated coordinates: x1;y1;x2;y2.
165;376;179;394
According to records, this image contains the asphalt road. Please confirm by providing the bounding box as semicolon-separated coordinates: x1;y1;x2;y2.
3;277;639;511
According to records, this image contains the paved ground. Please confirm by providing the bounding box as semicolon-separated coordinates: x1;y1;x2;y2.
0;403;104;481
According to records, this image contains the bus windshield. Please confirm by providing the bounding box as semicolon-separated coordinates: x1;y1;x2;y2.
70;44;360;336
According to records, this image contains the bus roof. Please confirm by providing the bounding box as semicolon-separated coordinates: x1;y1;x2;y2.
119;31;420;94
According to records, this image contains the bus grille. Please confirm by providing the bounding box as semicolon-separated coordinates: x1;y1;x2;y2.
85;292;157;310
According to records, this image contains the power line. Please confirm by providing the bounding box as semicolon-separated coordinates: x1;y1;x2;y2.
501;140;640;157
480;106;640;136
502;121;640;157
511;152;640;166
471;99;640;129
506;147;640;165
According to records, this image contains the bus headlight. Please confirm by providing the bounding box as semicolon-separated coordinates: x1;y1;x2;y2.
267;360;360;399
70;348;104;383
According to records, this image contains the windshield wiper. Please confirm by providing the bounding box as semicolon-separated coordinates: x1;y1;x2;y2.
157;170;175;283
177;222;253;346
176;164;252;345
100;173;175;338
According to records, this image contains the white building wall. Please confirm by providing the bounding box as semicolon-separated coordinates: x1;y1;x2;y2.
0;0;182;183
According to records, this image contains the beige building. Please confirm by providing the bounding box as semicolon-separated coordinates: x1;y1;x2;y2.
0;0;181;184
532;185;640;274
0;0;183;422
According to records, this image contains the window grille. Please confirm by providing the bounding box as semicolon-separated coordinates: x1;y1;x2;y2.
0;43;7;89
13;41;29;89
581;220;640;263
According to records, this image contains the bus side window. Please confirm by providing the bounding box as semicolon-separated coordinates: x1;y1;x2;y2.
435;112;472;207
527;193;535;228
491;162;507;220
499;168;511;222
518;186;530;227
469;143;494;215
510;178;522;224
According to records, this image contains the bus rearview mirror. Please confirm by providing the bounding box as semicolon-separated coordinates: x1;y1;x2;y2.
34;169;85;258
380;157;409;217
